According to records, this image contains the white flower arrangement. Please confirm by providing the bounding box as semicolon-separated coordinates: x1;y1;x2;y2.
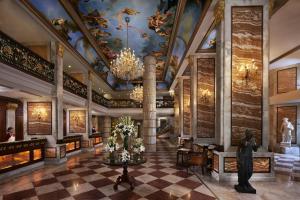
112;116;137;139
104;135;119;153
121;149;130;162
132;138;145;154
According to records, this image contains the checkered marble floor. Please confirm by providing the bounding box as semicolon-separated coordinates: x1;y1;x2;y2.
0;139;216;200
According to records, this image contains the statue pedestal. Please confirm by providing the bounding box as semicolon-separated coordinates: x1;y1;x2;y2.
211;151;275;182
280;142;291;148
280;146;300;156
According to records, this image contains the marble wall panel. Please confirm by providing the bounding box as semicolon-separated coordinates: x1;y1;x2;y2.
197;58;215;138
183;79;191;134
277;67;297;94
224;157;270;173
277;106;297;144
231;6;263;146
213;153;219;173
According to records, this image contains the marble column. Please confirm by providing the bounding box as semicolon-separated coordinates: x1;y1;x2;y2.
6;103;18;130
143;55;157;152
190;56;197;140
103;116;111;143
55;43;64;141
87;71;93;135
179;78;184;137
215;19;225;147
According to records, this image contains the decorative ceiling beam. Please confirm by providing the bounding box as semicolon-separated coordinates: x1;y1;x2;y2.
162;0;187;80
169;0;218;90
59;0;110;68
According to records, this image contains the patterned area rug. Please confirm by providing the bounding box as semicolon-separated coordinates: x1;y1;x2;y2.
0;139;216;200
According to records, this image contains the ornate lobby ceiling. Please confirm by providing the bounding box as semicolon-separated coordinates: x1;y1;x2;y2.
25;0;210;91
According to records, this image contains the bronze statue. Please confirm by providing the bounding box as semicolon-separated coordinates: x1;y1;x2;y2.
234;129;258;194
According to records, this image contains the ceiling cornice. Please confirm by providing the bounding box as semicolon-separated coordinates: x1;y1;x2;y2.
169;0;218;90
162;0;187;80
59;0;110;68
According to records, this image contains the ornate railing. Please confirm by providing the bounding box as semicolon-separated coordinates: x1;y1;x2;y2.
0;31;55;83
108;99;174;108
92;90;111;107
156;99;174;108
109;99;142;108
63;73;87;98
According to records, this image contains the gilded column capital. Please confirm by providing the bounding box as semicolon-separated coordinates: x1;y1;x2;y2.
214;0;225;25
6;103;18;110
188;55;195;66
269;0;275;16
88;70;93;81
56;43;64;57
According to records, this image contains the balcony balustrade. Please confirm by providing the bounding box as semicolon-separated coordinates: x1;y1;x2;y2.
0;31;54;84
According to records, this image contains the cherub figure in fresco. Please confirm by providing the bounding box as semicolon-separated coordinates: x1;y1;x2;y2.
115;7;148;40
83;9;108;28
51;18;78;40
116;7;140;30
148;11;172;37
90;28;111;39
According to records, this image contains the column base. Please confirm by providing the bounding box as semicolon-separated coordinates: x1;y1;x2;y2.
212;151;275;182
145;144;156;152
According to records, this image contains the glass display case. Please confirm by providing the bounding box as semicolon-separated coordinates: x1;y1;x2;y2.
0;139;46;173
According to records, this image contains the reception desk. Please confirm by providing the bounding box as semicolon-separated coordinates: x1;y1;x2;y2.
57;135;82;153
0;139;46;174
89;133;102;146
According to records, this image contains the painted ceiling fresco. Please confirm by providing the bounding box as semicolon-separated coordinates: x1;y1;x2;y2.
168;0;206;83
27;0;208;91
197;24;217;51
71;0;178;82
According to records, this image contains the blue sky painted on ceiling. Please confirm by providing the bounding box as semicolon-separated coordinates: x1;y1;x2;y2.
167;0;205;82
72;0;178;81
200;26;217;50
28;0;207;90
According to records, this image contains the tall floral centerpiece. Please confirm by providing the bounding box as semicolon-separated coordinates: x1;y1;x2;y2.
112;116;137;160
113;116;138;190
132;138;145;162
104;135;119;163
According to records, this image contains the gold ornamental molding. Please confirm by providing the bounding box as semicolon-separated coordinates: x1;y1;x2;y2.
56;43;64;57
188;55;195;66
6;103;18;110
214;0;225;25
269;0;275;16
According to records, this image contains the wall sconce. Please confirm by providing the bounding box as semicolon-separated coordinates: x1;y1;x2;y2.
169;89;174;97
199;88;212;103
236;59;258;85
32;107;47;121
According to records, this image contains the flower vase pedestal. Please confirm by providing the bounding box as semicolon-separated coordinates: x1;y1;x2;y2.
114;135;135;190
113;161;135;190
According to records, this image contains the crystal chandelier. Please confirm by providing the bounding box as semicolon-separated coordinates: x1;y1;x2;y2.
130;85;143;103
110;17;144;81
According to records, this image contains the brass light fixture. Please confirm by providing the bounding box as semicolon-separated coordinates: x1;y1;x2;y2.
199;88;212;103
236;59;258;85
110;17;144;81
130;85;143;103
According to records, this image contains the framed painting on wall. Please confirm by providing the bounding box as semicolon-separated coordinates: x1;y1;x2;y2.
69;110;86;133
27;102;52;135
